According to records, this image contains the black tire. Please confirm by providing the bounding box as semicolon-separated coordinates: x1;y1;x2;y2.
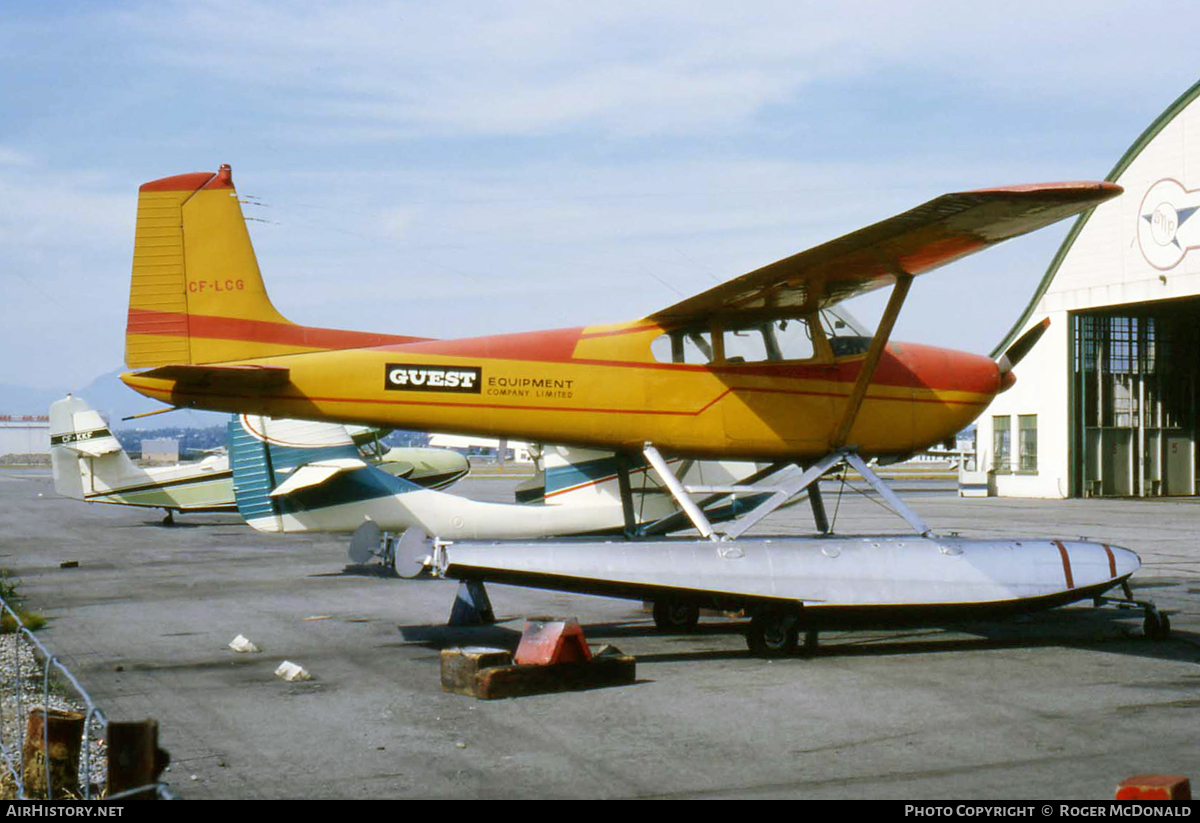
747;610;800;657
1144;609;1171;641
652;601;700;632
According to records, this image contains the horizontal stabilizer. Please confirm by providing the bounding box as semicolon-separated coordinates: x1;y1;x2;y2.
64;437;123;457
131;364;290;393
269;458;369;497
377;460;415;479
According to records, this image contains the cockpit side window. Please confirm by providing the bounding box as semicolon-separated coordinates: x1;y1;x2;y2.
721;318;817;362
651;329;716;364
722;325;771;363
649;306;876;365
767;317;816;361
652;316;824;364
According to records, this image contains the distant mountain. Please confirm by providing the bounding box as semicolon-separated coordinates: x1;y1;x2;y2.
4;368;226;430
0;383;68;416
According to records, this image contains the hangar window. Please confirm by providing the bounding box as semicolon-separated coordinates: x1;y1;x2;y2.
992;415;1011;473
1018;415;1037;473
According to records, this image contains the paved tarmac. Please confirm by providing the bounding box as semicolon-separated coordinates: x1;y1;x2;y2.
0;467;1197;799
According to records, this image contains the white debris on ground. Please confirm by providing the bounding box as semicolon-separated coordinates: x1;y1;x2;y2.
228;634;261;653
0;632;107;796
274;661;312;682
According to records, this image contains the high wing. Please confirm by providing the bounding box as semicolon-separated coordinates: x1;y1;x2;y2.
651;182;1121;327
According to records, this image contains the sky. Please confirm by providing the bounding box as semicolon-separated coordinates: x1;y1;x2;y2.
3;1;1199;399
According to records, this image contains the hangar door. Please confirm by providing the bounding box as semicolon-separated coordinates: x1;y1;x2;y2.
1072;300;1200;497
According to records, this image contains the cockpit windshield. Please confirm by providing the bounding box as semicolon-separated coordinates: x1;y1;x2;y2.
819;306;873;357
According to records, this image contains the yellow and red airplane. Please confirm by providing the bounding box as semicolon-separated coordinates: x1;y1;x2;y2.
112;165;1163;654
119;165;1118;468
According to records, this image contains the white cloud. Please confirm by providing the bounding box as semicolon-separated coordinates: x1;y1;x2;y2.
115;1;1199;140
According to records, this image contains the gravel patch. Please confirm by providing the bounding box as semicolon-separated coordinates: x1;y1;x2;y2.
0;631;107;798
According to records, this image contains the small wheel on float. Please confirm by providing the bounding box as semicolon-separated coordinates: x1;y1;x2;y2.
746;610;800;657
1144;607;1171;641
652;601;701;632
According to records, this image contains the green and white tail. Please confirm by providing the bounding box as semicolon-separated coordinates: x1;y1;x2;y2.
49;396;136;501
49;396;235;513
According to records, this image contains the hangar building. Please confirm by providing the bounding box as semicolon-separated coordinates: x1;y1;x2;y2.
979;79;1200;498
0;415;50;458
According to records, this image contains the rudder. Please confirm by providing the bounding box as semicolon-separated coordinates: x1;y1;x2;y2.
125;165;432;372
126;165;297;368
49;396;140;500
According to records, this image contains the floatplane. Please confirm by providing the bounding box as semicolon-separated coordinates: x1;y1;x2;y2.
112;165;1165;654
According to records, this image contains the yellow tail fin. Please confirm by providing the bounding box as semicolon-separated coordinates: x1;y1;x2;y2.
125;165;422;368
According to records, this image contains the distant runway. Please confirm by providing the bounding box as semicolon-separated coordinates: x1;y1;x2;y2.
1;468;1197;799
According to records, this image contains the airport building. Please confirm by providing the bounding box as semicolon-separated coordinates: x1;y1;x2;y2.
0;415;50;458
140;437;180;465
978;79;1200;498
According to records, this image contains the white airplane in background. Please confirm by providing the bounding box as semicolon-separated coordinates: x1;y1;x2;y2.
50;395;469;524
228;413;796;577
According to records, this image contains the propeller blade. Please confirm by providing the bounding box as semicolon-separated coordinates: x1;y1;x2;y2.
998;317;1050;378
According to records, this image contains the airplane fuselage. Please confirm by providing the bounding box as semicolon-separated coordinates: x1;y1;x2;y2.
122;319;999;461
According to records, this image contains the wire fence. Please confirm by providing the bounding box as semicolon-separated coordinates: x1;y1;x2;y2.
0;596;178;800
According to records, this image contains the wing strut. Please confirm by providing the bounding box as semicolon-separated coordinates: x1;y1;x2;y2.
615;454;639;538
807;479;830;534
638;460;793;537
643;444;718;540
830;272;913;449
721;450;849;539
640;443;930;539
843;451;931;536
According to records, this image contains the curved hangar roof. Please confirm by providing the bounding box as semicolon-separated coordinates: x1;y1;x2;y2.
992;77;1200;357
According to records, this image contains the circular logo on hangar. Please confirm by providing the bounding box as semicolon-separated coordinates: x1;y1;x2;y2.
1137;178;1199;270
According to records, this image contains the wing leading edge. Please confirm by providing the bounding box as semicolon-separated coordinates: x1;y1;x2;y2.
650;182;1122;327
